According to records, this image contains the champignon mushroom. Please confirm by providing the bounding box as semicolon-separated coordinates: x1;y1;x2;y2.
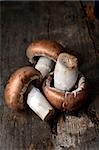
42;72;87;111
4;66;54;120
54;53;78;91
26;39;63;78
27;86;54;121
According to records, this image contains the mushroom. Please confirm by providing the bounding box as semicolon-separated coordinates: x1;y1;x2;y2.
4;66;54;120
26;39;63;78
42;72;87;111
54;53;78;91
27;86;54;121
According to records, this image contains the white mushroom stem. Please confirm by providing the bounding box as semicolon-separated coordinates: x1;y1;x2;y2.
27;86;54;121
54;53;78;91
35;57;54;78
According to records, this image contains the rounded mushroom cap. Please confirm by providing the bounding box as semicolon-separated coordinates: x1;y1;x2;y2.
4;66;42;110
26;39;63;63
42;72;87;111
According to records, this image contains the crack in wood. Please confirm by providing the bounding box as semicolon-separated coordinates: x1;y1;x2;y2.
80;1;98;58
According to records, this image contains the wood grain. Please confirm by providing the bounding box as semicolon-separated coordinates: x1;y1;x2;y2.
0;2;99;150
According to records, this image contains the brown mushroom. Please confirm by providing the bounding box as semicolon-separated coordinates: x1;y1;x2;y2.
42;72;87;111
26;39;63;78
4;66;42;110
4;66;54;120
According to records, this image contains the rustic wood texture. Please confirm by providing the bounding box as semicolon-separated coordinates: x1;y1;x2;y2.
0;2;99;150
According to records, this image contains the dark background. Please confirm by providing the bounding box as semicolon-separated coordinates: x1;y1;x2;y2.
0;1;99;150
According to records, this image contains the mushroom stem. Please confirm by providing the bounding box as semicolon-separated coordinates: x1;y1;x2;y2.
35;57;54;78
27;86;54;121
54;53;78;91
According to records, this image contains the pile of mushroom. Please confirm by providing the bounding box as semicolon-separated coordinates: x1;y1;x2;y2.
4;39;87;121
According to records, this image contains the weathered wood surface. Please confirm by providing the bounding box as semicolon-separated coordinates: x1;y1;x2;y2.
0;2;99;150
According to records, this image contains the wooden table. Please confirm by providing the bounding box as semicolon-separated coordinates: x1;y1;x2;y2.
0;2;99;150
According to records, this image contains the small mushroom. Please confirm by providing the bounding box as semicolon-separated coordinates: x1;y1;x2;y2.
54;53;78;91
26;39;63;78
42;72;87;111
4;66;54;120
4;66;42;110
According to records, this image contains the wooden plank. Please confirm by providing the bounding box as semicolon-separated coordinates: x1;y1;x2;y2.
80;1;99;54
0;2;99;150
80;0;99;125
47;2;99;150
1;2;53;150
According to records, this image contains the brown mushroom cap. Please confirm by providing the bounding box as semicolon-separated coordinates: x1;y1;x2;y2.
42;72;87;111
4;66;42;110
26;39;63;63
